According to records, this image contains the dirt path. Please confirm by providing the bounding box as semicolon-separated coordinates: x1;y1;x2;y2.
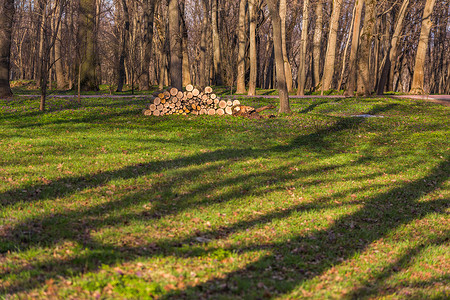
392;95;450;107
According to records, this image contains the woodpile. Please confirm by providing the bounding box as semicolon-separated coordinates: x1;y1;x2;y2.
143;85;241;116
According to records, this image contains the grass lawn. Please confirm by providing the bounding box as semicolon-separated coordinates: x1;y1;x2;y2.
0;94;449;299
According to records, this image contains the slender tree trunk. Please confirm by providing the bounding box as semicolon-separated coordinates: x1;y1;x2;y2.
356;0;376;96
211;0;222;86
345;0;364;96
280;0;293;92
410;0;436;94
168;0;182;90
377;0;409;95
337;2;356;93
117;0;129;92
248;0;257;95
236;0;247;93
0;0;15;97
312;0;323;90
297;0;309;96
55;0;66;89
179;0;190;87
78;0;98;91
321;0;342;94
267;0;290;114
139;0;156;90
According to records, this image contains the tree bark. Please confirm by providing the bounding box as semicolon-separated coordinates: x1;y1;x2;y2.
312;0;323;90
377;0;409;95
344;0;363;96
267;0;290;114
139;0;156;90
0;0;15;97
321;0;342;94
356;0;376;96
236;0;247;93
55;0;66;90
280;0;293;92
248;0;257;96
179;0;190;87
297;0;309;96
117;0;129;92
211;0;222;86
168;0;182;90
410;0;436;94
78;0;98;91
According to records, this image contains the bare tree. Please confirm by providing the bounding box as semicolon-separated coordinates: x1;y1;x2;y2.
78;0;99;91
0;0;15;97
410;0;436;94
297;0;309;96
140;0;156;90
312;0;323;90
236;0;247;93
248;0;258;96
321;0;342;94
267;0;290;114
168;0;182;90
356;0;376;96
377;0;410;95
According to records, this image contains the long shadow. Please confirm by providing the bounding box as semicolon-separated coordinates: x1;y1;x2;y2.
3;103;397;208
160;158;449;298
347;232;449;298
2;102;425;296
299;100;328;114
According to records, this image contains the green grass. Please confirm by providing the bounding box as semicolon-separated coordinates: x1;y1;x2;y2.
0;94;449;299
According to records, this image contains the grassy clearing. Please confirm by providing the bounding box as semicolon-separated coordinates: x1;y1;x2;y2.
0;94;449;299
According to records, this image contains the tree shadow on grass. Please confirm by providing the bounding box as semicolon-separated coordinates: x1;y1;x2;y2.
161;158;449;299
2;103;442;297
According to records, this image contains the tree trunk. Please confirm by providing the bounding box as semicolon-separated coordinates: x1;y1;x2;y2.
356;0;376;96
236;0;247;93
168;0;182;90
78;0;98;91
377;0;409;95
0;0;15;97
267;0;290;114
179;0;191;87
321;0;342;94
139;0;156;90
410;0;436;94
248;0;257;96
55;0;66;90
312;0;323;90
337;2;356;93
211;0;222;86
280;0;293;93
297;0;309;96
117;0;129;92
344;0;363;96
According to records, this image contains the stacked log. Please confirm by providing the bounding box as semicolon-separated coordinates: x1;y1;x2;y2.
143;85;240;116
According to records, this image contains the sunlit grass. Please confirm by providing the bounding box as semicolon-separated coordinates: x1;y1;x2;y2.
0;95;449;299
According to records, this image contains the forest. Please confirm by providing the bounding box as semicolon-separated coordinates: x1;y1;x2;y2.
1;0;449;107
